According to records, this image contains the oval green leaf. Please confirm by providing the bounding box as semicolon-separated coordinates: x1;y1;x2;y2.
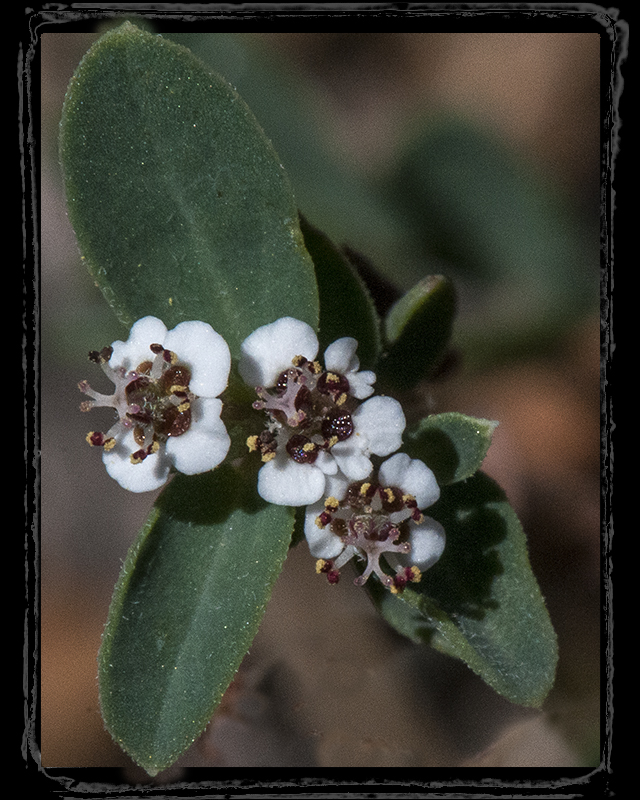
403;411;498;485
368;471;558;708
98;466;294;775
377;275;456;392
60;23;319;356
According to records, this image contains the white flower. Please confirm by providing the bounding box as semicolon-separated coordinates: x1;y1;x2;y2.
79;316;231;492
239;317;405;506
304;453;445;592
322;337;376;400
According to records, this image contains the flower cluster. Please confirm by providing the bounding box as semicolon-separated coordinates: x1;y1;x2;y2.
79;316;231;492
239;317;405;507
239;317;445;591
305;453;445;592
80;315;445;590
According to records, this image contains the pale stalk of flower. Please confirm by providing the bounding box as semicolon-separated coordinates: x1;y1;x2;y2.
79;316;231;492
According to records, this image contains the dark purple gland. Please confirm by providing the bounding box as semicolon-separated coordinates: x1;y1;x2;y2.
285;434;319;464
155;403;192;437
321;410;354;442
316;371;350;397
380;486;405;514
135;360;154;375
330;517;348;537
158;364;192;393
345;481;375;509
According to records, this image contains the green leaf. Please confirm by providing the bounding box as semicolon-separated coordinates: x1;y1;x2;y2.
377;275;456;391
98;466;294;775
368;472;558;708
299;215;381;370
403;412;498;485
59;22;319;357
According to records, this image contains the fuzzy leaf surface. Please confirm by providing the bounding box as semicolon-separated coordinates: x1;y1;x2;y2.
98;467;294;775
368;471;557;707
403;412;498;485
378;275;456;391
59;22;319;356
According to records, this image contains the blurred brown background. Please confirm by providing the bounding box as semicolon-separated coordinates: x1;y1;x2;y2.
38;25;602;779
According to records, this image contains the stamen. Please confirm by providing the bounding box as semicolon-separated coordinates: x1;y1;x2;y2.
86;431;105;447
88;346;113;364
316;559;340;584
130;449;147;464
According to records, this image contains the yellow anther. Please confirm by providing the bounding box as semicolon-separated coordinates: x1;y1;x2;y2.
148;440;160;455
409;566;422;583
315;516;326;529
170;384;189;394
327;435;339;448
130;452;145;464
291;355;306;367
324;496;339;511
315;559;328;574
384;488;396;503
310;361;322;374
325;372;340;383
86;432;98;446
302;442;316;452
402;493;416;504
336;392;348;406
261;451;276;462
177;401;191;413
360;482;371;496
246;435;259;452
103;437;116;452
